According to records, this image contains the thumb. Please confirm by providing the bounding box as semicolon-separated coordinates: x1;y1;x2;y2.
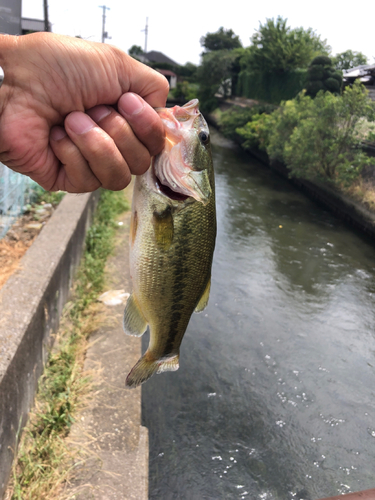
117;55;170;108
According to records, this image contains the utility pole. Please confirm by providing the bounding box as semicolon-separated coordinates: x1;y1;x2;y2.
99;5;111;43
141;17;148;54
43;0;50;32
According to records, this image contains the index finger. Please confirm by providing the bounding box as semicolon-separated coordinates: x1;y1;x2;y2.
120;56;170;108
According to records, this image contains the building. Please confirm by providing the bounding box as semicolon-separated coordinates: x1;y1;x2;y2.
343;64;375;101
138;51;179;89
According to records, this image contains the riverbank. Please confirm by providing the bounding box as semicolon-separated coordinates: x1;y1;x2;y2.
0;188;147;499
207;102;375;242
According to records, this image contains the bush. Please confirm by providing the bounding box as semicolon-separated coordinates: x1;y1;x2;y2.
284;82;375;184
218;103;276;141
171;81;198;102
305;55;343;97
236;81;375;186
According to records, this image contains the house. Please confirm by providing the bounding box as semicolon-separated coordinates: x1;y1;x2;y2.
343;64;375;100
138;51;179;89
21;17;52;34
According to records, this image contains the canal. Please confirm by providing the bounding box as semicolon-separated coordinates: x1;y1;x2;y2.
142;129;375;500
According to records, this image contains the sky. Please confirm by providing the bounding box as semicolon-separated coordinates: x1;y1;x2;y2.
22;0;375;66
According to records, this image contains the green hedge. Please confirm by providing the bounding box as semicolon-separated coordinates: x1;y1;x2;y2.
236;69;307;104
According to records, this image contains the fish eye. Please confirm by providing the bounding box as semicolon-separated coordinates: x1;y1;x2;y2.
199;131;210;145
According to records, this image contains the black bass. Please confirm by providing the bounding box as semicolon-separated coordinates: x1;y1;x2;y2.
123;99;216;388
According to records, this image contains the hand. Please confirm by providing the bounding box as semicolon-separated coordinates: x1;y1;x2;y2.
0;32;169;192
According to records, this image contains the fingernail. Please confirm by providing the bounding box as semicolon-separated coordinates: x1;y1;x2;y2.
119;93;145;116
50;126;67;141
87;105;111;123
67;112;95;135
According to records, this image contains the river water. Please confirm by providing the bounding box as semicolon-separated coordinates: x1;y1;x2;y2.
142;130;375;500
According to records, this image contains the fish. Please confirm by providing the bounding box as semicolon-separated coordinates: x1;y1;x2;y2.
123;99;216;388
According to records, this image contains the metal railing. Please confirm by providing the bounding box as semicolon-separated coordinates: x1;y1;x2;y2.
0;163;36;238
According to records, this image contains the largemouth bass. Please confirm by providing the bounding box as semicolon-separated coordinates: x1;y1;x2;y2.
123;99;216;388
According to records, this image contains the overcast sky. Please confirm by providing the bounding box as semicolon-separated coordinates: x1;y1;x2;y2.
22;0;375;66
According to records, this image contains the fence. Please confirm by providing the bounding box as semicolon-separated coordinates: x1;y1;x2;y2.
0;163;36;238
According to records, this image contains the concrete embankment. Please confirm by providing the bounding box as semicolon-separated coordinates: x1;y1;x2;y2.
207;109;375;242
0;192;99;496
0;187;147;499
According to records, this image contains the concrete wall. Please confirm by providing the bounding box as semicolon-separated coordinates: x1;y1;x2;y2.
0;191;99;497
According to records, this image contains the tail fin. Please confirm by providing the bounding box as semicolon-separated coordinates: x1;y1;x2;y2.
125;351;180;388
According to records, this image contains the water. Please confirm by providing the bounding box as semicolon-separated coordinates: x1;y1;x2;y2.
142;130;375;500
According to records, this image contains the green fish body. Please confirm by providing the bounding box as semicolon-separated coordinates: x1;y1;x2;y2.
123;100;216;388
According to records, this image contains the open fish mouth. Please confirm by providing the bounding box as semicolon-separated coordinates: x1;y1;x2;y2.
155;175;189;202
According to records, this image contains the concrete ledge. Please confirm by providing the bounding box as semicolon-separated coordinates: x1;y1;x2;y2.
0;191;99;496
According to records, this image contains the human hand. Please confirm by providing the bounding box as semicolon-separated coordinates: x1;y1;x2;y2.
0;32;169;192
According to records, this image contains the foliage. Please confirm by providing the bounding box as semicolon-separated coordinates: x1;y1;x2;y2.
178;62;198;82
236;81;375;185
218;104;276;141
29;185;65;208
333;50;368;70
236;68;307;104
284;82;375;184
197;49;239;111
171;81;198;102
305;56;343;97
128;45;143;56
9;190;129;499
242;16;330;74
236;112;275;151
200;27;242;53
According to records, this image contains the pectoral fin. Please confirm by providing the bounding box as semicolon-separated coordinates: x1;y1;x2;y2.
195;278;211;313
153;207;174;250
123;293;147;337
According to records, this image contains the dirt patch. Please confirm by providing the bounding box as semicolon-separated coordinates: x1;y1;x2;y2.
0;203;55;289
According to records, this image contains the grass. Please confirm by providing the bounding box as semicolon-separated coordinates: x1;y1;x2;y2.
6;189;129;500
27;185;66;209
343;178;375;211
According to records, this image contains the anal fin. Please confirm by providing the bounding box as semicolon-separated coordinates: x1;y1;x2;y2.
195;278;211;313
156;355;179;374
123;293;147;337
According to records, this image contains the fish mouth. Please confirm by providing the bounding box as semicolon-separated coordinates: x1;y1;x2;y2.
155;175;189;202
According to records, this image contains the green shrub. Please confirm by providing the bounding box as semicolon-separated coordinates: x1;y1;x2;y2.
284;82;375;184
171;81;198;102
218;103;276;141
236;81;375;186
305;55;343;97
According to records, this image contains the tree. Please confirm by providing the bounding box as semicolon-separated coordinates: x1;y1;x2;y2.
243;16;330;73
197;50;238;112
284;82;375;184
305;56;343;97
128;45;143;57
200;27;242;53
333;50;368;70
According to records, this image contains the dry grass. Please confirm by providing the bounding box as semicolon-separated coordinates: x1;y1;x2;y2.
0;240;31;289
343;178;375;211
